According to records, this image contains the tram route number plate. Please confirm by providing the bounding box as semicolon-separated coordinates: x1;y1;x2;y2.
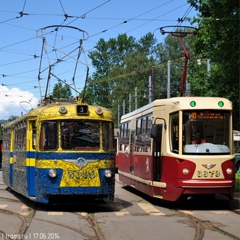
77;105;88;115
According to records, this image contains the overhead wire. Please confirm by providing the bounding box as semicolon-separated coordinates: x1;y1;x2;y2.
89;0;175;38
0;0;197;108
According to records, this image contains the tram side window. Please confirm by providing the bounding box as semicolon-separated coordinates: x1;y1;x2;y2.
135;115;152;152
40;121;58;150
119;122;130;151
102;122;114;151
31;122;37;149
15;122;26;151
3;130;11;151
146;116;152;151
170;112;179;153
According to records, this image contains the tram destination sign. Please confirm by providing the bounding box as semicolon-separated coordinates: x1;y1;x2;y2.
190;111;224;120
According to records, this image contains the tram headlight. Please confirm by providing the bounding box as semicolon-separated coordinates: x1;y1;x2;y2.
104;169;112;178
48;169;57;178
182;168;190;175
226;168;233;174
96;107;103;115
59;106;67;114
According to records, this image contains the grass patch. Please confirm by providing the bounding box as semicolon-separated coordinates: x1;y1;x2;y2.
235;173;240;192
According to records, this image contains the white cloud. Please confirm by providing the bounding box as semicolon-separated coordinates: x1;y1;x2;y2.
0;85;39;120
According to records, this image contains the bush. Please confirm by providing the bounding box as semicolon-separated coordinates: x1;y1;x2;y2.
235;173;240;192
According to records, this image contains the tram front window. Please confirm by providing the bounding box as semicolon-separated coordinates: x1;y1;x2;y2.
40;121;58;150
182;110;231;154
61;121;100;150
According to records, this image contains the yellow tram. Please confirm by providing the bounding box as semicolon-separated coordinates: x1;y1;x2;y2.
2;98;115;203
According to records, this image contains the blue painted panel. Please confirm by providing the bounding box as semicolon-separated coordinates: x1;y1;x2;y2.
35;152;115;160
9;163;13;187
26;166;36;196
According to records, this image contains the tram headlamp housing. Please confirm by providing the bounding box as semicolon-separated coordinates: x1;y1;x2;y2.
96;107;103;115
104;169;112;178
59;106;67;114
48;169;57;178
182;168;190;175
226;168;232;174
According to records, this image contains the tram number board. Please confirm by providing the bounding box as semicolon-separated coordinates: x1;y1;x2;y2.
190;111;224;120
77;105;88;115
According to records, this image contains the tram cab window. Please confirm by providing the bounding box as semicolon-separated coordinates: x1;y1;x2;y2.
119;122;130;151
40;121;58;150
61;120;100;150
102;122;114;151
31;122;36;149
183;110;231;154
170;112;179;153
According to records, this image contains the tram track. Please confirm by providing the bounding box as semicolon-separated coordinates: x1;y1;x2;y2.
0;207;35;240
178;210;240;240
0;186;35;240
0;195;103;240
0;183;104;240
32;217;97;240
0;179;239;240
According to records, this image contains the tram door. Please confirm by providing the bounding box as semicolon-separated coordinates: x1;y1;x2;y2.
129;130;135;174
9;130;14;187
151;124;163;182
26;121;36;196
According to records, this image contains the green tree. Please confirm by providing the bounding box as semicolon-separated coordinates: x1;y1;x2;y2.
86;34;137;109
87;31;198;125
187;0;240;128
0;124;3;136
52;82;73;99
87;33;159;125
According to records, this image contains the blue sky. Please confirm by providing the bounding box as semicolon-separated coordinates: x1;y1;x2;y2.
0;0;198;119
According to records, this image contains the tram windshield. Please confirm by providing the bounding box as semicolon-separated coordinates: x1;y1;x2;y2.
40;120;113;151
171;110;231;154
61;121;100;150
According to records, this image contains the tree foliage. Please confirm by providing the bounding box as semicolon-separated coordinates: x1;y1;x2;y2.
52;82;73;99
86;1;239;128
187;0;240;128
87;32;196;125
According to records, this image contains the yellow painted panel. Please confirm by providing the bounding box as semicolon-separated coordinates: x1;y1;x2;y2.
26;158;36;167
36;159;113;187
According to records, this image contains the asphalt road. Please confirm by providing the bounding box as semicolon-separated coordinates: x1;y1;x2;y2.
0;171;239;240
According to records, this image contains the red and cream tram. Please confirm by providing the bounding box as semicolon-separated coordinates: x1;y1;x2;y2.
118;97;235;201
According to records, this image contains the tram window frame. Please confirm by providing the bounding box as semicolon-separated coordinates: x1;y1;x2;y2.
146;116;152;136
31;121;37;149
170;112;179;153
119;122;130;151
182;110;231;155
125;122;130;139
136;119;141;137
61;120;100;151
40;121;58;151
3;129;11;150
14;121;27;151
135;114;152;152
102;121;114;151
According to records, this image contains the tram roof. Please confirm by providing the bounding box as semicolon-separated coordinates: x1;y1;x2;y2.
121;96;232;121
4;99;114;128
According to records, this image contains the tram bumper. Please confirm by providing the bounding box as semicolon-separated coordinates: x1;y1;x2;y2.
176;179;235;197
